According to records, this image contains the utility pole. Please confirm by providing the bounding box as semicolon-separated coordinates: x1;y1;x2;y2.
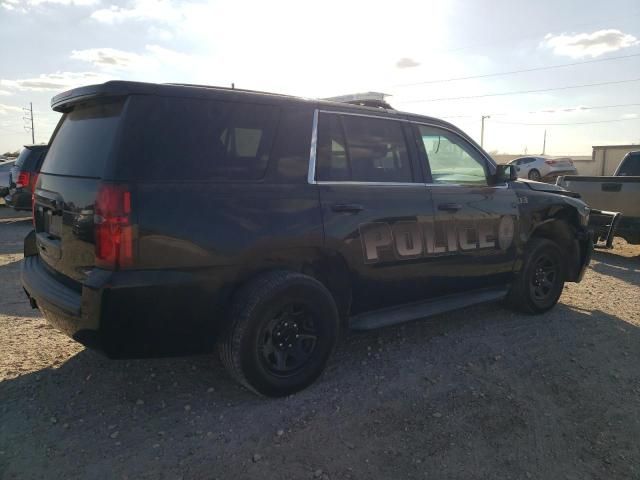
542;129;547;155
23;102;35;144
480;115;490;148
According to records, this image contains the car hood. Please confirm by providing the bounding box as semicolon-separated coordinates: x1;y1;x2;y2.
516;179;581;198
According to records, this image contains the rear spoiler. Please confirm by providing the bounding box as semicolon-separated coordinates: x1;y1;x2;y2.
51;83;124;112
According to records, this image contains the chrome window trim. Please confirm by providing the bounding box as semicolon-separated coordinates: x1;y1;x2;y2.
307;109;503;186
307;109;319;185
316;181;421;187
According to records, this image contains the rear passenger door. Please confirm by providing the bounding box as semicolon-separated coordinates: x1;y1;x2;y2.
414;123;519;293
313;111;436;314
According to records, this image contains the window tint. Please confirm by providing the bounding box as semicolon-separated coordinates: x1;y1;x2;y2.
316;114;350;181
417;125;487;185
268;107;314;182
316;114;412;183
122;96;280;181
618;154;640;176
14;148;29;168
41;99;124;178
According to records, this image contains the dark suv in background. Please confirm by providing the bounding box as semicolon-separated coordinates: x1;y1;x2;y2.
21;81;592;396
5;144;48;210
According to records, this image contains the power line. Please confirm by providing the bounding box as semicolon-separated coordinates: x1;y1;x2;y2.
398;77;640;104
491;117;640;126
390;53;640;88
437;102;640;120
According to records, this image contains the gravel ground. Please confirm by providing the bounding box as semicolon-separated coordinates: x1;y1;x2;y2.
1;207;639;480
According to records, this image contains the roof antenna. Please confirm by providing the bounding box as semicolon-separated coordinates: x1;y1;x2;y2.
231;83;235;90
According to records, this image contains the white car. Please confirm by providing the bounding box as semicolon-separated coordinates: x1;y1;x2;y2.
0;159;16;197
509;156;577;181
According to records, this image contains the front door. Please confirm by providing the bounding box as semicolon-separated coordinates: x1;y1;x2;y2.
413;123;520;294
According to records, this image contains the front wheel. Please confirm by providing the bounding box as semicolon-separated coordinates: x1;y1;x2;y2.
219;271;339;397
506;238;566;314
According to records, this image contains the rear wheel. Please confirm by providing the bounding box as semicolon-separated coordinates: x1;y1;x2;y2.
219;271;339;397
528;169;541;181
506;238;565;314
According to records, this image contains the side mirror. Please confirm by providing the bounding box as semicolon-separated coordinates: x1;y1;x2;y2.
494;164;518;183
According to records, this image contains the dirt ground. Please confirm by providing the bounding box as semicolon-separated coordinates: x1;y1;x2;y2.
1;207;639;480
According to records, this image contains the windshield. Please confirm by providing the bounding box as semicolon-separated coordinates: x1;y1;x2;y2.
618;154;640;176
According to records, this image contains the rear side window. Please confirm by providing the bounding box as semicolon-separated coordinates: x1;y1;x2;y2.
316;113;412;183
41;99;124;178
123;96;280;181
618;154;640;176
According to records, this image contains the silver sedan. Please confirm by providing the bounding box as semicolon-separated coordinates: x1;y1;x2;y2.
509;156;578;181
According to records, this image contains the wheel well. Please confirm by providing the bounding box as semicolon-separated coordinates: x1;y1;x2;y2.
528;210;582;280
227;249;353;327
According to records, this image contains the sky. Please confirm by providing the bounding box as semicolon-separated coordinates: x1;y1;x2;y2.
0;0;639;156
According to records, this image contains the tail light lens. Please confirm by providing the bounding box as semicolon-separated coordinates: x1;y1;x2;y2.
545;160;557;165
94;183;134;270
16;171;30;188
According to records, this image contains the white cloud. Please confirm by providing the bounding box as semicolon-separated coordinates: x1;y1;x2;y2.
0;103;23;115
71;45;196;72
542;29;639;58
71;48;144;69
0;89;12;96
91;0;182;23
2;0;97;9
396;58;420;69
1;71;109;91
622;113;638;119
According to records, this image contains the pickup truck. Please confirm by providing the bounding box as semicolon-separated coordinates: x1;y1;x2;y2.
557;151;640;245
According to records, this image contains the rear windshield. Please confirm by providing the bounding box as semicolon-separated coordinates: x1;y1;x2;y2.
14;148;30;168
41;99;124;178
618;154;640;176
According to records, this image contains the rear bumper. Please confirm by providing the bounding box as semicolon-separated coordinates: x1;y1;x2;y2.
5;188;32;210
544;169;577;178
21;252;231;357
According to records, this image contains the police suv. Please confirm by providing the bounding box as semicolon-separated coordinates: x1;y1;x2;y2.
21;82;592;396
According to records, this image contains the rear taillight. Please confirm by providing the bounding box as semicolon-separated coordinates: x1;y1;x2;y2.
94;183;134;270
16;171;30;188
28;172;39;193
545;160;557;165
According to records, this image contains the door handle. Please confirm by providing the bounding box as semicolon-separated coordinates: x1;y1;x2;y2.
438;203;463;212
601;183;622;192
331;203;364;213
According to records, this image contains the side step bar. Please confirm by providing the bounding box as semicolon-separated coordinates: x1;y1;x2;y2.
349;286;508;331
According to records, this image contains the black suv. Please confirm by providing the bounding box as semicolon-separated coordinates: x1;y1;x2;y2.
5;144;48;210
22;81;592;396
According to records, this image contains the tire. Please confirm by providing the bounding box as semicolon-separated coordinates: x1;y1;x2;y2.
506;238;566;314
528;169;541;181
219;271;340;397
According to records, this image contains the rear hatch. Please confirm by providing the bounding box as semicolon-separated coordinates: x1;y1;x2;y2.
547;157;574;171
34;97;128;284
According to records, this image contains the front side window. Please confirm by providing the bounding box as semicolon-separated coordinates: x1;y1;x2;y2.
316;113;412;183
417;125;488;185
